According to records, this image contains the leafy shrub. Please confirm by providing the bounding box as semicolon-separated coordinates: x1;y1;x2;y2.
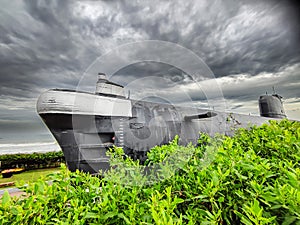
0;151;65;170
0;119;299;224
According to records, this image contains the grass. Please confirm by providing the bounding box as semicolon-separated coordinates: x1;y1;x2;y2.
0;167;61;189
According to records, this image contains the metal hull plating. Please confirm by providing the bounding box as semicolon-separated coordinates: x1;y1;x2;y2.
39;113;114;173
38;89;275;174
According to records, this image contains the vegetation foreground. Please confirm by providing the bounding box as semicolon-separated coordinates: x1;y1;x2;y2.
0;119;299;224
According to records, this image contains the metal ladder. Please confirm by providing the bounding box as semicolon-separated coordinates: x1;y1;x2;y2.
115;117;125;147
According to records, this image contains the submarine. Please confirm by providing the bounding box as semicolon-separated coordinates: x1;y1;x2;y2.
37;73;287;174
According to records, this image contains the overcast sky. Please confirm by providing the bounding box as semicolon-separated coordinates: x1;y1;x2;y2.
0;0;299;143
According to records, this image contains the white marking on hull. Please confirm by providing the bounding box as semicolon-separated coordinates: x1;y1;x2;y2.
37;90;132;117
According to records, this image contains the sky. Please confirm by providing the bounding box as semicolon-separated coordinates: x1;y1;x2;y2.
0;0;299;143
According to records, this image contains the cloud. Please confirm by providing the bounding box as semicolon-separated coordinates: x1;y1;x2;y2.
114;62;300;116
1;0;299;100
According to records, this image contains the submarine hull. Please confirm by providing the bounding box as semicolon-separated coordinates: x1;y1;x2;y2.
37;89;275;174
39;113;113;173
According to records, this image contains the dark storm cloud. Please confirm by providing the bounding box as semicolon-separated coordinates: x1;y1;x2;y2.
1;0;299;98
113;62;193;87
0;0;102;99
114;0;300;76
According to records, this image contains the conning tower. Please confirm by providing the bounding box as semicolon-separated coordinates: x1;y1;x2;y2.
259;89;286;119
95;73;125;98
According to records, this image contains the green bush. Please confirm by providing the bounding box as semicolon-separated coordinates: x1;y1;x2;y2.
0;151;65;170
0;119;299;224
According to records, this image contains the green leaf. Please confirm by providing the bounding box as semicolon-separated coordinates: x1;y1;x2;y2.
118;213;131;224
252;199;262;216
282;216;297;225
211;171;219;186
11;206;19;215
191;195;208;200
1;191;10;206
218;196;225;203
103;211;118;220
84;212;99;219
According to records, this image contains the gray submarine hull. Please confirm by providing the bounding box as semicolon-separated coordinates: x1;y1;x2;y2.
37;89;276;174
